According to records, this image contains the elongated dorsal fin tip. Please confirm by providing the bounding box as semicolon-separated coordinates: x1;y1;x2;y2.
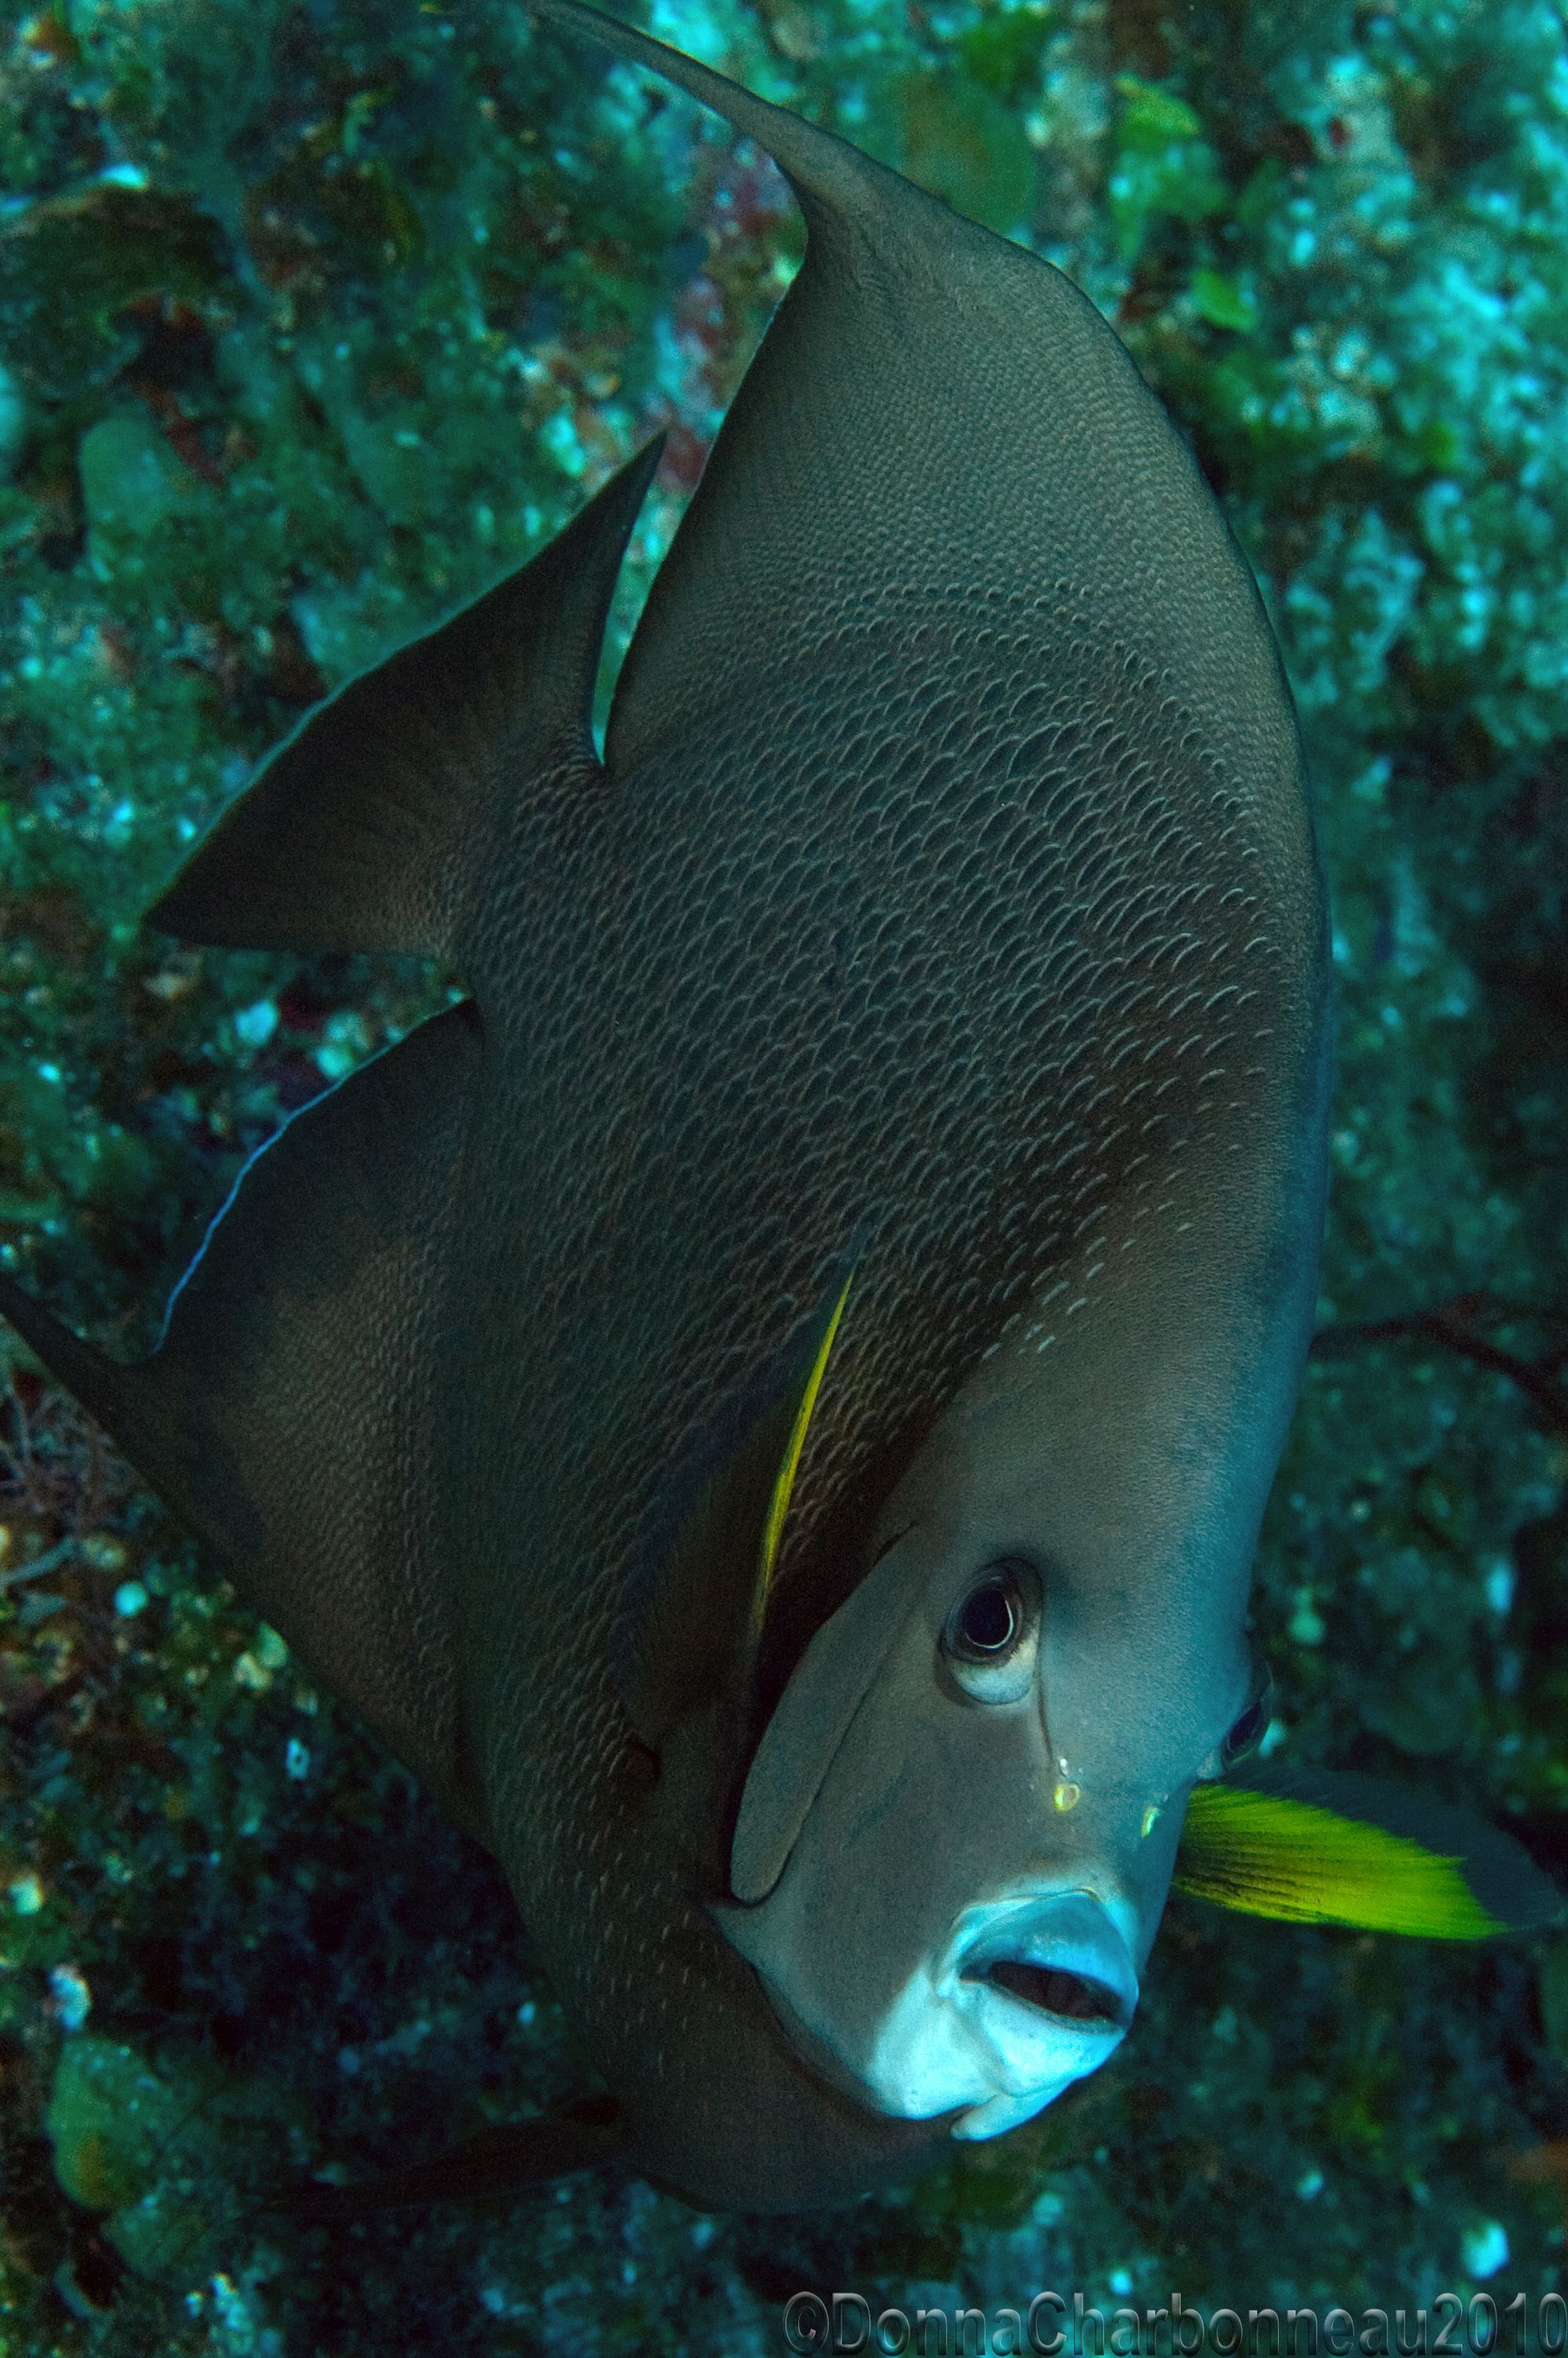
528;0;927;243
0;1274;149;1456
146;432;666;962
538;0;1269;870
0;1271;257;1566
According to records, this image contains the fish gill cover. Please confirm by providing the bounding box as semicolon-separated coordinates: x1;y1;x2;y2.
0;0;1564;2347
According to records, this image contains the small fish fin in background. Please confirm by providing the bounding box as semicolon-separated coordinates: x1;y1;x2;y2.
129;2095;631;2279
0;999;490;1844
1173;1764;1564;1938
286;2095;628;2223
145;433;666;961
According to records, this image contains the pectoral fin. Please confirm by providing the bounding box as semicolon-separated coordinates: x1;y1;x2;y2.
611;1261;855;1749
1173;1765;1563;1937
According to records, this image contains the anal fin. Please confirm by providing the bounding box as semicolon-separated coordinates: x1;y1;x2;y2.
0;999;487;1842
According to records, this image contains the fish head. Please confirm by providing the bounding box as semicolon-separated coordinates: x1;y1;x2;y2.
717;1203;1302;2143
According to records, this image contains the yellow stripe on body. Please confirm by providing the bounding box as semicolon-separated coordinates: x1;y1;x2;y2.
751;1269;855;1644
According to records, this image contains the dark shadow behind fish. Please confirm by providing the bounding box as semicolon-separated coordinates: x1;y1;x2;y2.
0;0;1558;2239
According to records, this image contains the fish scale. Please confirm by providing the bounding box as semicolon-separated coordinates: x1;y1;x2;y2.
440;531;1316;2200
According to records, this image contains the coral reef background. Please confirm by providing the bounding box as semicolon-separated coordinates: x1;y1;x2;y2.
0;0;1566;2347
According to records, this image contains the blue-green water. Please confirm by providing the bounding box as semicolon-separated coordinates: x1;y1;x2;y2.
0;0;1566;2348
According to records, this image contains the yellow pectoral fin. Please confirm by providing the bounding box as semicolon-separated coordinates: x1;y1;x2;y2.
1173;1781;1510;1939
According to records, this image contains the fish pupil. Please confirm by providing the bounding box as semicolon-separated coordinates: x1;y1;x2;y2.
960;1581;1015;1653
1224;1697;1266;1762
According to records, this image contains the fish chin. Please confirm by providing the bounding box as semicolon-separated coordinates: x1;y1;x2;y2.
721;1882;1137;2141
950;2083;1078;2141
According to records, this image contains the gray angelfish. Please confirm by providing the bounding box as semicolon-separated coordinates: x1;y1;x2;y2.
2;0;1557;2217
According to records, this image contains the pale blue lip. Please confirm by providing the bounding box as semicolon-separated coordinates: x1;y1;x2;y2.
955;1890;1140;2031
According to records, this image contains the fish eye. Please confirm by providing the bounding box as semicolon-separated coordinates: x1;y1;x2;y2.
1221;1694;1268;1767
940;1560;1041;1706
1200;1645;1273;1778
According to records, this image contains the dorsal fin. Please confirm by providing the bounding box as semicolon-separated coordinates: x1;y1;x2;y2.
611;1260;855;1750
146;435;664;959
528;2;1274;801
0;1001;488;1838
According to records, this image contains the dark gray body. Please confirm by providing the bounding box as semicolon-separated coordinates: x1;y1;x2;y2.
0;0;1331;2209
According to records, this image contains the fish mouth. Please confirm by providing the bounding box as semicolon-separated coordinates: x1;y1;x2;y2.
953;1888;1140;2037
971;1956;1134;2031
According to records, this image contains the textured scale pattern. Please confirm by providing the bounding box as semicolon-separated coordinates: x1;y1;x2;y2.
454;564;1325;2201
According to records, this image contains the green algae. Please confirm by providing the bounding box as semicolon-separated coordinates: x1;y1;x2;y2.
78;413;204;540
46;2031;306;2289
1108;72;1228;257
863;65;1037;234
46;2037;187;2214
